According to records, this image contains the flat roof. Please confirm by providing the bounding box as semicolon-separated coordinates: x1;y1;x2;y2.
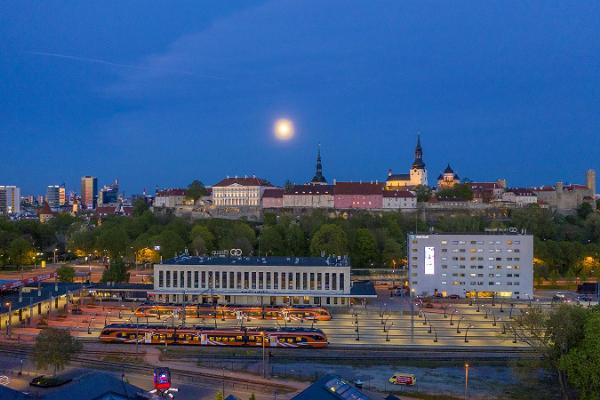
162;255;350;267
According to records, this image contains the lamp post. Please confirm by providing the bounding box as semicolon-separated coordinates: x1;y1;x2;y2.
464;324;474;343
5;302;12;338
386;322;393;342
136;316;139;354
457;317;464;334
261;331;267;378
88;317;95;334
464;363;470;400
450;310;458;326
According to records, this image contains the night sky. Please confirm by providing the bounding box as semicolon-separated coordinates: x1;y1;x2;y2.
1;1;599;195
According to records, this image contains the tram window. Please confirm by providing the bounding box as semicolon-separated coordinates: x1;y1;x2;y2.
296;337;302;342
249;336;255;341
236;336;243;341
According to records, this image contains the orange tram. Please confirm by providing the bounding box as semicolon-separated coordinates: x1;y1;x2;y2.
134;303;332;321
99;324;328;348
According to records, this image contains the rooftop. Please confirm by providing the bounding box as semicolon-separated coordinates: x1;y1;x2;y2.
334;182;383;195
292;374;378;400
162;255;350;267
213;176;272;187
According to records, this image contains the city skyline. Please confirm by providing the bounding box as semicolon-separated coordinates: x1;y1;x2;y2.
1;1;600;194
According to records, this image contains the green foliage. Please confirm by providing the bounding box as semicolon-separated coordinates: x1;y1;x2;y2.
191;225;215;254
414;185;432;202
351;228;378;268
436;183;474;201
101;259;129;283
382;239;404;267
158;229;187;259
186;180;208;201
560;309;600;399
33;328;82;375
310;224;348;256
132;198;149;217
577;202;594;220
56;265;75;283
8;237;33;266
258;225;286;256
95;226;129;258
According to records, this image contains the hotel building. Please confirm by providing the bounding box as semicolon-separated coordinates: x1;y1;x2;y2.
408;233;533;299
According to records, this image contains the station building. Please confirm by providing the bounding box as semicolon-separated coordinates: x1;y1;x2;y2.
407;233;533;299
150;255;376;307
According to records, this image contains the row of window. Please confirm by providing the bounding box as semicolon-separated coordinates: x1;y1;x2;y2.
441;240;521;245
413;280;522;287
157;269;345;292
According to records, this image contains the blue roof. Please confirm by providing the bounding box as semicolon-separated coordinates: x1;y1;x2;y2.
350;281;377;297
292;375;377;400
0;282;84;313
163;255;350;267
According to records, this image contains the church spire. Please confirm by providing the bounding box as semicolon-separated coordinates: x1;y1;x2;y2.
412;134;426;170
311;144;327;184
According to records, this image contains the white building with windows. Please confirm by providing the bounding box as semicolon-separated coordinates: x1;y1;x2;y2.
150;256;376;307
407;233;533;299
0;185;21;215
212;176;274;207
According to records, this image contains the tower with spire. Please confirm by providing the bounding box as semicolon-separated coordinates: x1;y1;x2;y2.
310;144;327;185
386;135;429;189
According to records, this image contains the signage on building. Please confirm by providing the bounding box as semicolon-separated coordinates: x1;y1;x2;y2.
424;246;435;275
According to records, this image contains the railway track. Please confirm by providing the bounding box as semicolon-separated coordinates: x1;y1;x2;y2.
0;345;297;395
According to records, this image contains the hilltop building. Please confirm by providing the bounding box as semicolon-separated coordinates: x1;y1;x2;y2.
437;164;460;189
212;176;274;207
385;136;428;189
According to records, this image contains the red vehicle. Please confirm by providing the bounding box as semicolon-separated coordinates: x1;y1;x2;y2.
389;373;416;386
153;367;171;390
134;303;332;321
100;324;328;348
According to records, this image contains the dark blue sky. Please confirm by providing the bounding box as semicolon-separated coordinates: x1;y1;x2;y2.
1;1;599;195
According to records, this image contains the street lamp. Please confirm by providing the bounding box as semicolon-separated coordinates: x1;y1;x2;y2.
464;363;470;400
260;331;267;378
88;317;95;334
5;302;12;338
464;324;474;343
386;322;393;342
457;317;465;334
450;309;458;326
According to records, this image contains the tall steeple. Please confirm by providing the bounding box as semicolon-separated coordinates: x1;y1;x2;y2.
311;144;327;185
411;134;426;170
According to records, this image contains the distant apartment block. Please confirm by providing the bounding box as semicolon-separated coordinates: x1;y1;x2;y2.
407;233;534;299
0;185;20;215
154;188;187;208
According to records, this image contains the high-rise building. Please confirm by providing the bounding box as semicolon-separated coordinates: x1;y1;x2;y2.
0;186;21;215
81;176;98;209
99;180;119;206
59;184;66;206
46;185;61;210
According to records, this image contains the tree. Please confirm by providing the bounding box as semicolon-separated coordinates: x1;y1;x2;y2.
132;198;149;217
286;224;307;256
382;239;404;267
436;183;474;201
8;237;33;267
310;224;348;256
95;226;129;258
351;228;378;268
560;310;600;400
510;304;588;398
158;230;187;259
577;202;593;220
258;226;286;256
101;259;129;283
56;265;75;283
186;180;208;201
190;225;215;254
414;185;432;203
33;328;82;375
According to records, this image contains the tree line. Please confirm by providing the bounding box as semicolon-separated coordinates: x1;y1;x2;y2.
1;199;600;278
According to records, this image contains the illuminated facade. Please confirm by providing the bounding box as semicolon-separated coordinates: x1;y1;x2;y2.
385;136;428;189
0;185;21;215
408;233;533;299
81;176;98;210
436;164;460;189
150;256;376;306
212;176;274;207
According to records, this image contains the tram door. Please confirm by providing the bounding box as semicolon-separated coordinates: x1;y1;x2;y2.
270;335;278;347
144;332;152;344
201;333;208;345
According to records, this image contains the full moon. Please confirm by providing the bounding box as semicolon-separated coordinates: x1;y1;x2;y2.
274;118;294;141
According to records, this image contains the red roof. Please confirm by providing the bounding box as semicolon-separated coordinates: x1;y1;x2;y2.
156;189;187;197
565;184;589;191
507;188;536;196
531;186;555;192
334;182;384;195
95;206;117;215
262;188;284;198
287;185;334;195
213;177;272;187
38;202;55;216
383;190;415;198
